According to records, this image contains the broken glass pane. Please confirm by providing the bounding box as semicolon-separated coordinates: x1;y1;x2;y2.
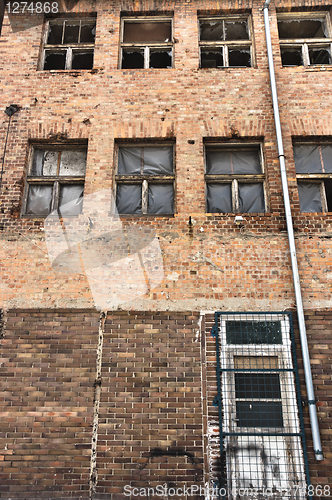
116;184;142;214
123;21;171;43
122;50;144;69
118;148;141;175
63;22;80;44
228;47;251;67
206;183;232;213
280;47;302;66
144;147;173;175
201;49;224;68
148;184;173;214
225;21;249;40
26;185;53;215
150;50;172;68
47;23;63;45
322;145;332;172
200;21;224;41
294;145;322;173
42;151;59;176
297;182;322;212
59;150;87;176
235;374;281;399
44;51;66;70
80;22;96;43
206;149;261;174
236;401;283;428
278;19;327;39
72;51;94;69
239;183;265;213
309;47;331;65
59;184;84;216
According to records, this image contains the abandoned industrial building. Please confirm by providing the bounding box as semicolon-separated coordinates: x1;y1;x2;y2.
1;0;332;498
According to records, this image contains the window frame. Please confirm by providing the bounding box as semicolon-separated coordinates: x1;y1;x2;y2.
22;144;87;217
294;142;332;213
120;16;173;69
204;142;267;213
278;12;332;67
198;14;254;69
41;18;96;71
115;143;176;216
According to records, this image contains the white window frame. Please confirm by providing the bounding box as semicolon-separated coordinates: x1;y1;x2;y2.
278;12;332;67
120;16;173;69
204;143;267;213
41;18;96;71
219;314;306;498
198;15;254;68
22;144;87;217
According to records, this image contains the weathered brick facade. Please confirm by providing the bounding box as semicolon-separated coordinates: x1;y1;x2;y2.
1;0;332;498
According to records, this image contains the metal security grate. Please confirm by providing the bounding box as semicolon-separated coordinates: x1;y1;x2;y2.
211;312;310;499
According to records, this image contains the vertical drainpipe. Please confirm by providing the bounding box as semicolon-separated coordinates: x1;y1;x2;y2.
263;0;324;461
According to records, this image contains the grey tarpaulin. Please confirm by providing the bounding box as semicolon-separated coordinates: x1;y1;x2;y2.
206;149;261;174
59;185;84;216
206;183;232;213
148;184;173;214
116;184;142;214
239;183;265;213
59;150;87;176
297;182;322;212
294;145;322;173
322;145;332;172
26;185;53;215
118;147;173;175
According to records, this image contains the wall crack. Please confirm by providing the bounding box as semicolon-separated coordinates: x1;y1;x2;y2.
89;310;106;500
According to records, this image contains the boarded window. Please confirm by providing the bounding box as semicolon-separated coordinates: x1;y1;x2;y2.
116;145;174;215
199;16;252;68
278;13;332;67
24;147;87;217
205;145;265;213
294;143;332;212
121;18;173;69
43;18;96;70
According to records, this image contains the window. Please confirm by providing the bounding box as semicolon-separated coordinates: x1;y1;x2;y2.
278;13;332;66
120;17;173;69
294;143;332;212
23;146;87;216
205;144;266;213
210;313;308;495
42;18;96;70
199;15;253;68
115;145;174;215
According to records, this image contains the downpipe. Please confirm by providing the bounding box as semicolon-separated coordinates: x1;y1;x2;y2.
263;0;323;461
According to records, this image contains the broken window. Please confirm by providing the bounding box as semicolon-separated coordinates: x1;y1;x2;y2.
42;18;96;70
199;16;253;68
294;143;332;212
120;17;173;69
205;145;266;213
210;312;308;495
115;145;174;215
278;13;332;66
23;146;87;216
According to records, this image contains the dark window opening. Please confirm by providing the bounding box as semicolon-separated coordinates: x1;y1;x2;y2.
226;320;282;344
278;19;327;39
228;47;251;67
236;401;283;428
280;47;302;66
201;49;224;68
150;50;172;68
72;51;94;70
122;50;144;69
123;21;171;43
44;52;66;70
309;47;331;64
63;23;80;44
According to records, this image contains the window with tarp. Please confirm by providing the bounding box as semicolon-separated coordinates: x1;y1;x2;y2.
294;143;332;212
209;312;310;499
205;145;266;213
23;147;87;216
115;145;175;215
